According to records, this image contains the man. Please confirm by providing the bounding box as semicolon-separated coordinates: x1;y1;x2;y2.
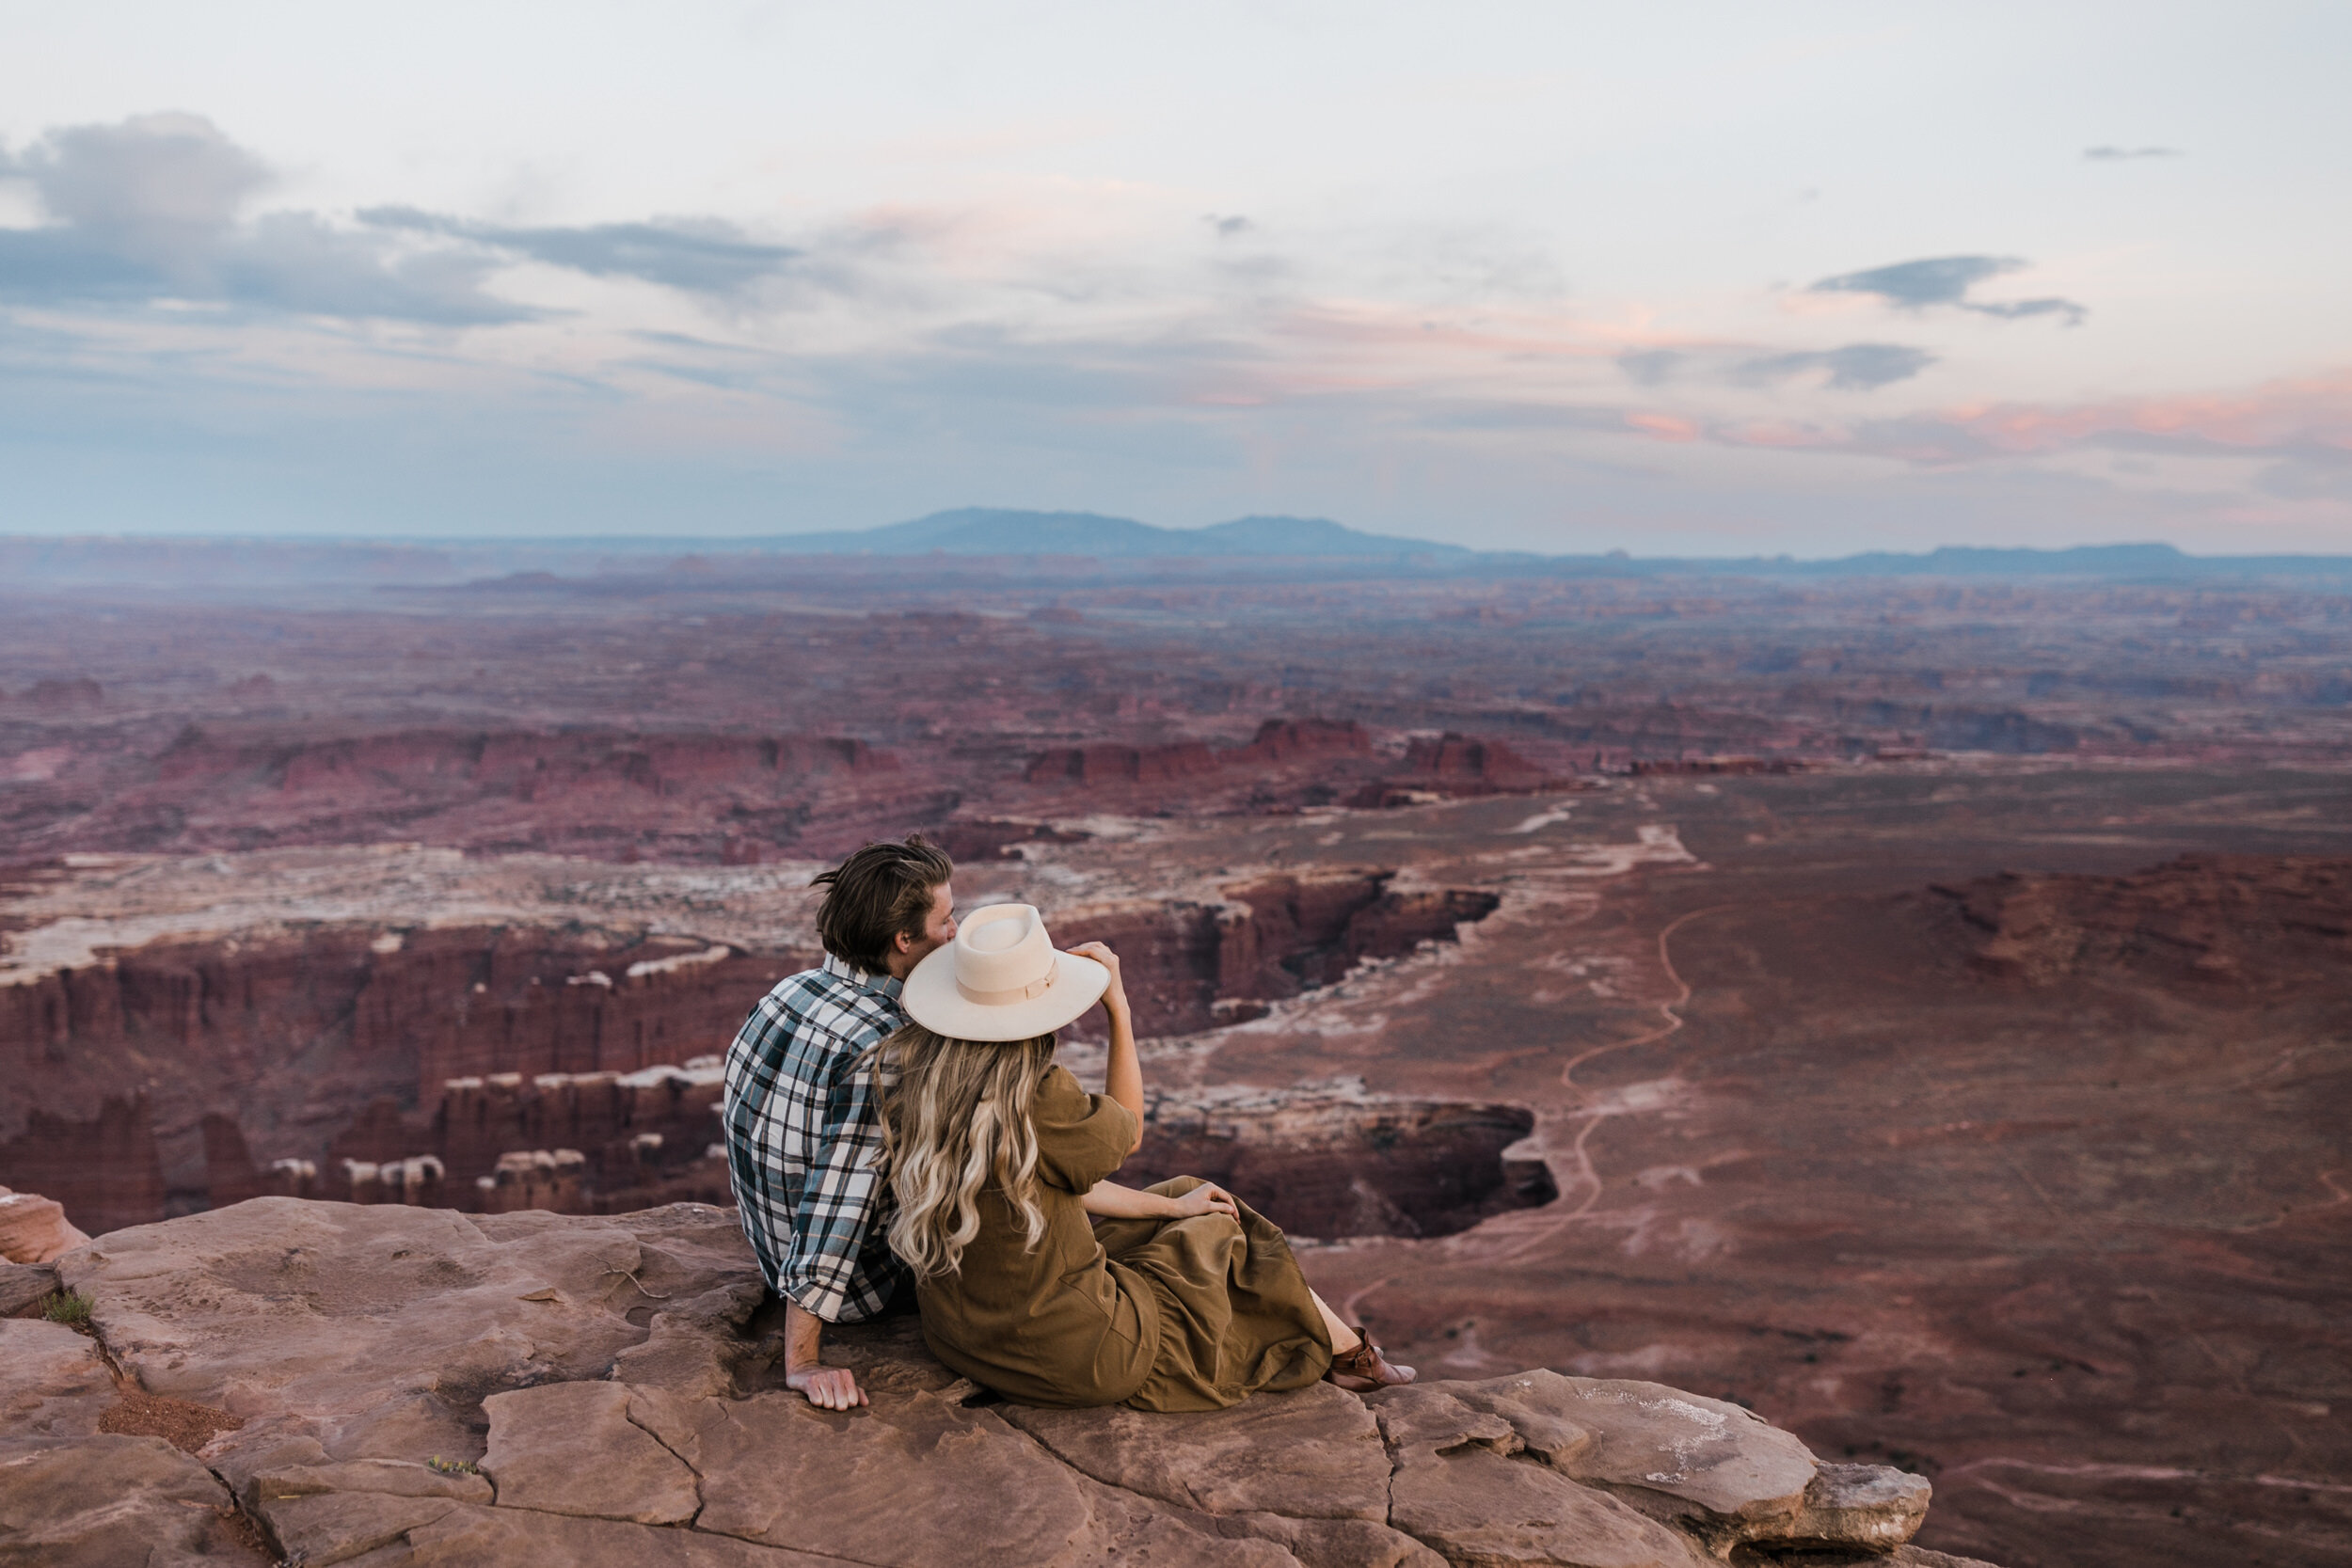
722;834;957;1411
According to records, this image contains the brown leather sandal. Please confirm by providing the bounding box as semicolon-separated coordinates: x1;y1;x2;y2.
1325;1329;1416;1391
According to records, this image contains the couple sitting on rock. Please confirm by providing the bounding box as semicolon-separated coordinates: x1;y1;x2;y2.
719;835;1414;1414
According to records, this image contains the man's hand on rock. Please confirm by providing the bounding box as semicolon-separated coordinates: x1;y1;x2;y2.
786;1365;868;1411
781;1296;866;1410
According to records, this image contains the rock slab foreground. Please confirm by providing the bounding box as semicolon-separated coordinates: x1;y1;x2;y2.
0;1198;1994;1567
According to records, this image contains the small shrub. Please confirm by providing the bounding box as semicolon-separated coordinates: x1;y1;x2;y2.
40;1289;93;1326
426;1455;481;1477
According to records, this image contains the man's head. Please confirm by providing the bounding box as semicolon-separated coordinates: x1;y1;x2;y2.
812;834;957;980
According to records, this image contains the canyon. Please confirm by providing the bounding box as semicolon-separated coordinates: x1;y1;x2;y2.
4;554;2349;1568
0;851;1520;1237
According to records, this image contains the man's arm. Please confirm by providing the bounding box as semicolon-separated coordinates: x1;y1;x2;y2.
772;1027;896;1411
784;1297;866;1411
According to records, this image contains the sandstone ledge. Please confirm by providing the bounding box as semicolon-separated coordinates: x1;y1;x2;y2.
2;1198;1999;1568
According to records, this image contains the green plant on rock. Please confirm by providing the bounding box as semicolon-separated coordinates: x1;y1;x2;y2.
40;1289;93;1326
426;1455;481;1476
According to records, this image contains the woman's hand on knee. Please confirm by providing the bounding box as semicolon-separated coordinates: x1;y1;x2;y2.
1167;1182;1238;1221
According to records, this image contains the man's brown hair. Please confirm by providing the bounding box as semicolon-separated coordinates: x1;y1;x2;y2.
813;834;955;974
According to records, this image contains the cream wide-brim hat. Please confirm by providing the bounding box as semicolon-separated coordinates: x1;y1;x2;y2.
900;903;1110;1043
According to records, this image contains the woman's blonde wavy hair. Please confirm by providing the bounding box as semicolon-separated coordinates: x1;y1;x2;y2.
871;1023;1057;1280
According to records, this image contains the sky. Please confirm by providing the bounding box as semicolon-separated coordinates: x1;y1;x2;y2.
1;1;2348;556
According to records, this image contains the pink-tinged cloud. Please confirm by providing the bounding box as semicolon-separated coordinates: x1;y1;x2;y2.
1626;411;1700;442
1809;371;2352;467
1955;373;2352;453
1266;302;1655;362
1713;420;1841;451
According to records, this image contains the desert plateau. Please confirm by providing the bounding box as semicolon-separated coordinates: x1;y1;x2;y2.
4;542;2348;1568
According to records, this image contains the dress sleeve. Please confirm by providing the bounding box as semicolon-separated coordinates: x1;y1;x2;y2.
1031;1065;1137;1194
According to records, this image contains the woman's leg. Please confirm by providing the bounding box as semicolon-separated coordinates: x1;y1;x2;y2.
1309;1289;1416;1388
1139;1181;1368;1354
1307;1288;1360;1353
1120;1175;1409;1391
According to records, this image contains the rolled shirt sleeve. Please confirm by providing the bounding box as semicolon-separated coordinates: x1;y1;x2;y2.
722;956;909;1325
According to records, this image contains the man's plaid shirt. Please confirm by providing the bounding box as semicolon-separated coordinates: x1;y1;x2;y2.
722;953;908;1323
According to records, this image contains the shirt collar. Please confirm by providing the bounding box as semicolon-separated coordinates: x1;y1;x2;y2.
822;950;905;1001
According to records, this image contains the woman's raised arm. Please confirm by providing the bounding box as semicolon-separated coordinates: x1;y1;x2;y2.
1067;940;1143;1152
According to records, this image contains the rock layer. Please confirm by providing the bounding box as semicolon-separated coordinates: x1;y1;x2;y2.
1934;853;2352;989
1;863;1503;1234
0;1183;91;1262
0;1197;1983;1568
0;919;797;1228
1125;1089;1556;1239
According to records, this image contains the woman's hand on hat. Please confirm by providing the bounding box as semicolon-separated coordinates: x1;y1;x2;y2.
1167;1182;1239;1221
1069;941;1129;1020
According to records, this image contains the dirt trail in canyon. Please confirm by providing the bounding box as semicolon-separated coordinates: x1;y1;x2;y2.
1337;894;1728;1320
1534;902;1737;1236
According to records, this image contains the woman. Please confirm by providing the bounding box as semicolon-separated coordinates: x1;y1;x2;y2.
873;901;1414;1411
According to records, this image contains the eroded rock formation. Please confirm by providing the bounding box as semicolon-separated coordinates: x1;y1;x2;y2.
2;864;1503;1233
91;724;954;863
0;1099;167;1238
1059;869;1501;1035
1935;854;2352;988
0;1184;90;1263
1020;719;1385;815
1348;732;1553;808
0;923;801;1228
0;1197;1991;1567
1126;1089;1556;1240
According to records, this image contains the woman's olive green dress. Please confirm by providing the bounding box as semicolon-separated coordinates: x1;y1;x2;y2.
913;1065;1334;1411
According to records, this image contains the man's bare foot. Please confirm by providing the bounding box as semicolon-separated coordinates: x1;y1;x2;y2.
786;1365;868;1410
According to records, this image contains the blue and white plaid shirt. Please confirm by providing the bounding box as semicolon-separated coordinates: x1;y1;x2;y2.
722;953;908;1323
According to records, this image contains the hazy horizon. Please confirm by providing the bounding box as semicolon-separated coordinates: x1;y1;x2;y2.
9;508;2349;566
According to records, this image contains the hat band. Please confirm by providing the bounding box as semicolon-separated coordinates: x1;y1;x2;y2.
956;958;1058;1006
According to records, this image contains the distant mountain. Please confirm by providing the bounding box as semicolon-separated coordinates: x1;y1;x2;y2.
1189;515;1474;557
1790;544;2198;577
750;517;2325;577
752;508;1472;559
6;525;2349;594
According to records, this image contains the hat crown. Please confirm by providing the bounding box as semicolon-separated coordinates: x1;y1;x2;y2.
953;904;1057;1002
901;901;1108;1042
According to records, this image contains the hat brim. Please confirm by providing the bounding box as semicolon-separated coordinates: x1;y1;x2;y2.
900;947;1111;1042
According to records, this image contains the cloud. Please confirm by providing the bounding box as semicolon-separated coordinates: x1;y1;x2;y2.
0;113;532;324
1959;297;2084;323
1813;255;2016;309
0;113;812;325
3;111;268;251
2084;146;2182;160
1688;369;2352;470
1617;349;1683;386
358;207;800;294
1809;255;2085;326
1735;342;1935;390
1205;214;1253;237
1620;342;1930;391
